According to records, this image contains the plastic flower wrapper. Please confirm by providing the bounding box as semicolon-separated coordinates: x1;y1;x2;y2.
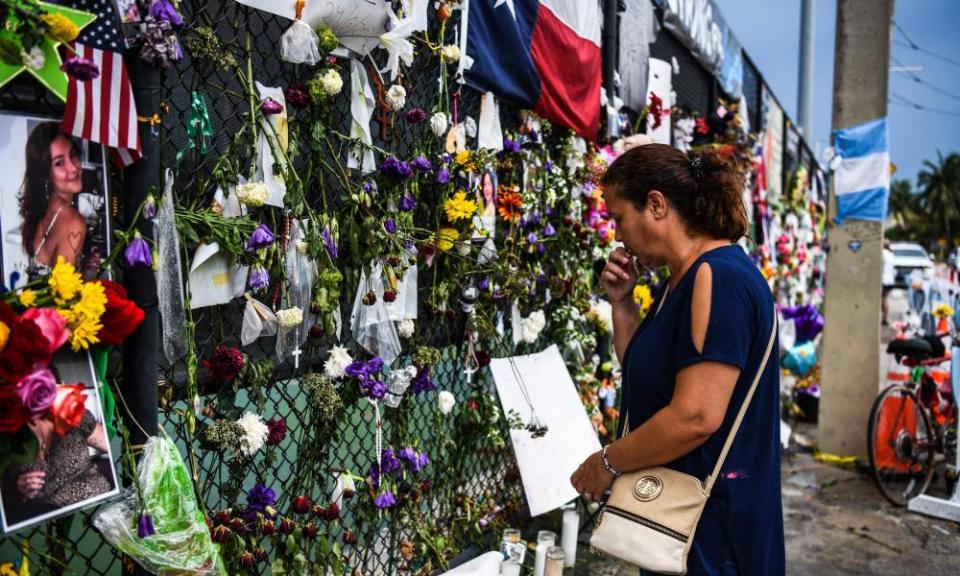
276;221;316;366
240;294;278;346
93;436;224;575
349;264;401;366
281;19;321;65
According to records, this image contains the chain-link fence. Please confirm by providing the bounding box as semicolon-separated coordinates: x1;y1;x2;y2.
0;1;546;574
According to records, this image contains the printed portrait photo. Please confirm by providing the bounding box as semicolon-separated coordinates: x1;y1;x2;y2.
0;350;120;534
0;114;112;290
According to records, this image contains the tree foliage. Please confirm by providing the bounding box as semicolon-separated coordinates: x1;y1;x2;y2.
886;151;960;259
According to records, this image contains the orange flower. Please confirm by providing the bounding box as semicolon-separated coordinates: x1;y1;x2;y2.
496;186;523;222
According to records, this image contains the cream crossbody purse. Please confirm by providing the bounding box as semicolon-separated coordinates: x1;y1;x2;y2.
590;308;777;575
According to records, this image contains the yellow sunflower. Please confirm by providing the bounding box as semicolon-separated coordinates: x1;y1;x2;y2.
633;284;653;315
49;256;83;305
63;281;107;351
40;13;80;43
444;191;477;222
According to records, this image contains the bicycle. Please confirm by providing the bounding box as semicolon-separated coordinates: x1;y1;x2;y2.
867;329;958;506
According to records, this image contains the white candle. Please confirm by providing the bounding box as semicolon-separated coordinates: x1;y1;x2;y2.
500;559;521;576
544;546;565;576
561;506;579;567
534;530;557;576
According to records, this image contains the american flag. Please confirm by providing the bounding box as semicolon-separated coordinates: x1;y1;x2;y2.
58;0;141;166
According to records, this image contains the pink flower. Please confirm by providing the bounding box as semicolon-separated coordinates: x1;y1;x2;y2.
19;308;69;356
15;369;57;419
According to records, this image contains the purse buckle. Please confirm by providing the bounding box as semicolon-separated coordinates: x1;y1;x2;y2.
633;475;663;502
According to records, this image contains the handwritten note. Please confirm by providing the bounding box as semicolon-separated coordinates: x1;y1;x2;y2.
234;0;387;55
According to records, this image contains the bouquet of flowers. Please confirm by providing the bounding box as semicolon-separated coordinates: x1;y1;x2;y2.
0;257;143;463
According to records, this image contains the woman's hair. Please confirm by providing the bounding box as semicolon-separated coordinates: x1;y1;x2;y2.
19;122;69;255
601;143;749;241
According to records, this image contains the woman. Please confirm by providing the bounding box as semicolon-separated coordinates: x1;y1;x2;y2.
19;122;87;277
570;144;783;575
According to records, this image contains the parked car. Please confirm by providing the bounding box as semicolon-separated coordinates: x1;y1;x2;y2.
890;242;934;287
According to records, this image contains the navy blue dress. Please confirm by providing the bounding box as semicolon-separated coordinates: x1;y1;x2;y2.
620;245;784;576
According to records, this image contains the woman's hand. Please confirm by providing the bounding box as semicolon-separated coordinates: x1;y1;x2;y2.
17;471;45;499
570;450;616;502
602;247;638;304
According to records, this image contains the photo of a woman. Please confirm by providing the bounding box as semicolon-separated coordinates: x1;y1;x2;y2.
0;352;119;533
19;122;87;278
1;114;112;288
473;166;497;240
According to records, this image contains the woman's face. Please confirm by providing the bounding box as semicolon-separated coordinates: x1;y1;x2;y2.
48;136;82;197
603;187;667;267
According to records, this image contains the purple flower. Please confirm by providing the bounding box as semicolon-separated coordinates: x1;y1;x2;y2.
529;212;541;225
142;193;157;219
404;107;426;124
149;0;183;27
60;56;99;81
436;168;450;184
346;357;387;398
124;233;152;268
374;490;397;509
246;483;276;512
321;227;339;260
412;452;430;473
384;219;397;234
397;447;417;466
261;97;284;115
15;369;56;419
398;194;415;212
503;138;520;153
409;366;435;394
249;265;270;291
380;156;413;181
247;224;276;251
369;464;381;490
536;242;545;254
543;223;556;237
544;160;554;173
361;179;378;195
137;512;155;538
478;277;490;291
381;450;402;474
410;155;433;172
526;232;538;245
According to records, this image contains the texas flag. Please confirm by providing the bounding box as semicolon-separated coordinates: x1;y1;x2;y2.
461;0;602;141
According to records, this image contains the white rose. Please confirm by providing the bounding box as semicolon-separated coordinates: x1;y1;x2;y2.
440;44;460;63
236;412;268;457
21;47;44;70
397;318;415;338
236;182;269;207
385;84;407;111
324;345;353;379
429;112;448;137
319;68;343;97
520;310;546;343
276;307;304;329
438;390;456;415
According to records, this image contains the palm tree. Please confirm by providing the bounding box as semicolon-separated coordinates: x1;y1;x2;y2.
887;178;918;235
916;151;960;257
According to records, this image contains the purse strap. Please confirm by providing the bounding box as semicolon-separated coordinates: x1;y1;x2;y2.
704;307;778;493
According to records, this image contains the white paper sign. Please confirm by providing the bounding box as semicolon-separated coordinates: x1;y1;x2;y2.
234;0;388;55
490;345;602;517
188;189;248;309
439;551;503;576
645;58;673;145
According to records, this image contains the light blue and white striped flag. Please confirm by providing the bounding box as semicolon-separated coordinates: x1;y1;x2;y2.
833;117;890;223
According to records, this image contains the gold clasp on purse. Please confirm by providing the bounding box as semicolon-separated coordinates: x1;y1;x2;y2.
633;475;663;502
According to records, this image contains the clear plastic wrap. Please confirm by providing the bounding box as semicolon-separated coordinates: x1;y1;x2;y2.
241;294;278;346
280;19;321;65
276;220;316;364
157;170;187;363
350;263;401;365
94;436;224;575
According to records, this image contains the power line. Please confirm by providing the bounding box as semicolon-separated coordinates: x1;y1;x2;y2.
889;56;960;102
893;21;960;69
888;91;960;118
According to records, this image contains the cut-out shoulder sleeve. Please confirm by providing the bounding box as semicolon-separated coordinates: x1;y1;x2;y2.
674;260;754;374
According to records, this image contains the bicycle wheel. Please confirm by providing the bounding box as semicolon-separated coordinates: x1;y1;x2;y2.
867;384;936;506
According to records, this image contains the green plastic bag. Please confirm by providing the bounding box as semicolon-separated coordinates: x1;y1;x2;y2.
93;436;224;575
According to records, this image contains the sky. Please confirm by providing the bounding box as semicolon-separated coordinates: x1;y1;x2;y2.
712;0;960;187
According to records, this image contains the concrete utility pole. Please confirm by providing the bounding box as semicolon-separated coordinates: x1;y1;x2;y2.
818;0;894;457
797;0;815;136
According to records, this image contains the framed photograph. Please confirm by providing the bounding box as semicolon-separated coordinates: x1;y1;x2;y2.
0;114;112;289
473;165;498;240
0;350;120;534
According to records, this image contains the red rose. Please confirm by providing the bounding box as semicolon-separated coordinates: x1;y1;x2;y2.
50;384;87;436
95;280;145;345
0;348;32;386
7;317;47;369
0;387;28;434
19;308;69;356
